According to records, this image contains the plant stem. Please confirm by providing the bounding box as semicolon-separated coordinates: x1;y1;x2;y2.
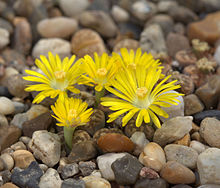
95;88;105;108
64;126;75;149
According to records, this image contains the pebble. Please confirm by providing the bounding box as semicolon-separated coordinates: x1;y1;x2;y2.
59;0;90;17
39;164;48;173
111;5;129;23
166;33;190;58
200;117;220;148
61;179;86;188
139;167;159;179
71;29;106;58
0;183;19;188
0;28;9;50
32;38;71;59
13;101;25;114
10;141;26;150
160;161;195;184
29;130;61;167
174;133;191;146
188;11;220;44
113;39;139;54
23;112;52;138
37;17;78;38
190;141;206;154
197;148;220;184
193;110;220;125
97;133;134;153
13;17;32;55
59;163;79;179
134;178;168;188
198;185;220;188
78;161;96;176
0;114;8;127
157;1;178;13
0;170;11;186
0;97;14;115
159;91;184;123
82;176;111;188
153;116;193;147
68;140;97;163
79;10;117;38
11;161;43;188
5;74;29;99
164;144;198;169
97;153;126;181
39;168;62;188
0;153;14;171
12;150;35;169
0;157;4;171
0;126;21;152
184;94;204;116
19;136;31;146
111;154;143;185
0;86;12;98
26;105;49;120
142;142;166;172
0;18;13;34
196;75;220;109
140;24;167;56
10;113;28;129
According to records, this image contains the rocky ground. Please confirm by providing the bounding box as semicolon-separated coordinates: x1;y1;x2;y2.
0;0;220;187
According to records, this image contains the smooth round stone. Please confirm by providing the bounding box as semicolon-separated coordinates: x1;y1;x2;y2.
12;150;35;169
26;105;49;121
10;141;26;150
82;176;111;188
200;117;220;148
197;148;220;184
164;144;198;169
19;136;31;146
193;110;220;125
113;39;140;54
32;38;71;59
142;142;166;172
190;141;206;154
134;178;168;188
12;101;25;114
160;161;195;184
184;94;204;116
174;133;190;146
37;17;78;38
97;133;134;153
0;28;9;49
0;97;15;115
10;113;28;129
0;114;8;127
0;153;14;171
111;5;129;23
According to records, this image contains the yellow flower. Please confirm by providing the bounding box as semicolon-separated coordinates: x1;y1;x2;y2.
101;65;183;128
78;52;119;91
23;52;81;103
51;97;93;127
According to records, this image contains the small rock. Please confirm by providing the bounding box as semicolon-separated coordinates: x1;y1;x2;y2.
166;33;190;58
160;161;195;184
97;133;134;153
134;178;168;188
164;144;198;169
79;11;117;38
0;114;8;127
197;148;220;184
190;141;206;154
32;38;71;59
0;97;14;115
82;176;111;188
39;168;62;188
113;39;139;54
193;110;220;125
0;126;21;152
0;18;13;34
19;136;31;146
0;170;11;185
12;150;35;169
39;164;48;173
198;185;220;188
37;17;78;38
158;1;178;13
11;161;43;188
0;28;9;49
29;130;61;167
59;0;90;17
174;133;191;146
10;113;28;129
153;116;193;147
59;163;79;179
71;29;106;58
61;179;85;188
0;86;12;98
79;161;96;176
139;167;160;179
200;117;220;148
22;112;52;138
111;154;143;185
13;101;25;114
68;140;97;163
188;11;220;45
97;153;126;181
0;183;19;188
142;142;166;172
13;17;32;55
214;45;220;66
111;5;129;23
140;24;167;55
10;141;26;150
184;94;204;116
0;153;14;171
26;105;49;120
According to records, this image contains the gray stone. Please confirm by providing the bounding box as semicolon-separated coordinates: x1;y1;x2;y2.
0;28;9;50
78;161;96;176
13;101;25;114
198;185;220;188
0;114;8;127
153;116;192;147
184;94;204;115
111;5;129;23
134;178;168;188
0;18;13;34
61;179;85;188
10;113;28;129
0;97;14;115
60;163;79;179
189;141;206;154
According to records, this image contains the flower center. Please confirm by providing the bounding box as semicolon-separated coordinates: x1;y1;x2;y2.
68;109;77;120
136;87;148;99
97;68;107;77
54;70;66;80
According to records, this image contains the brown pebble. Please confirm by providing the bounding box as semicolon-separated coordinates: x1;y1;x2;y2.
139;167;159;179
0;183;19;188
174;133;190;146
12;150;35;169
97;133;134;153
175;50;197;67
113;39;139;54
